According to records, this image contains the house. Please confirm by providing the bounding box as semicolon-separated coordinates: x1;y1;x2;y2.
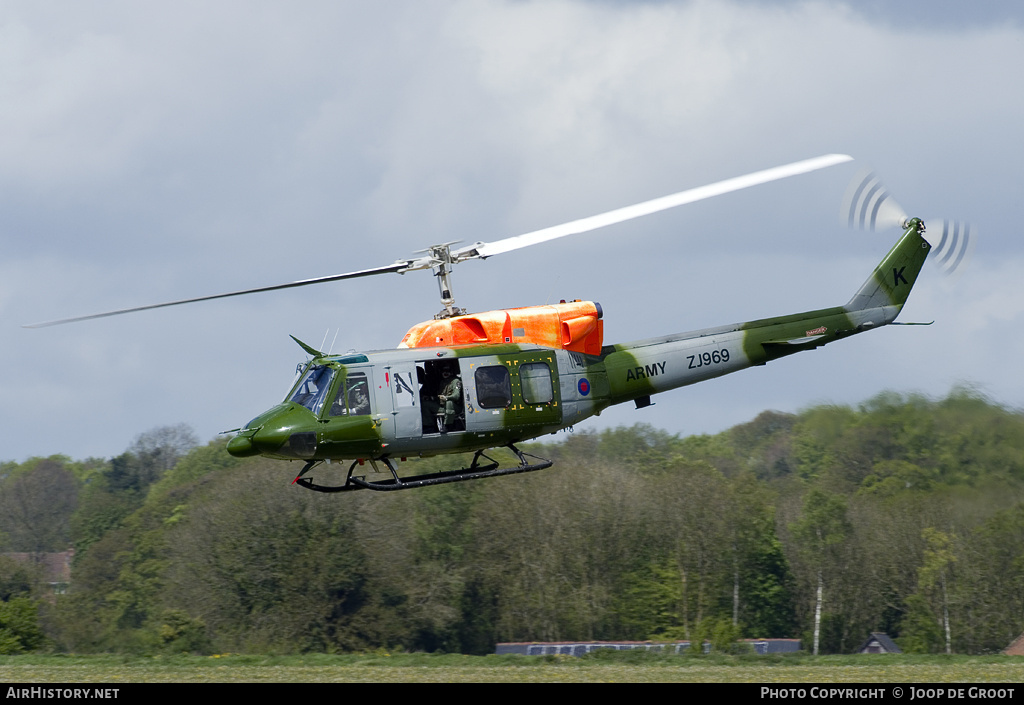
1003;633;1024;656
2;549;73;594
858;632;902;654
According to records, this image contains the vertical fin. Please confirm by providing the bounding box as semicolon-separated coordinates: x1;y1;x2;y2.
846;218;930;312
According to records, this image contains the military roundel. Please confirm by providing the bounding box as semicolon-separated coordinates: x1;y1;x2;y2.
578;378;591;396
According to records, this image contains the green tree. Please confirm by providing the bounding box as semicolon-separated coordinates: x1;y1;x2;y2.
468;452;649;643
165;461;375;652
791;488;851;654
640;461;732;640
0;459;79;554
899;594;945;653
728;474;796;637
728;410;797;480
917;527;956;654
953;505;1024;653
0;598;44;654
109;424;199;495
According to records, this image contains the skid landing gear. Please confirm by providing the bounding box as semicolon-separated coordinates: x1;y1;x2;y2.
292;444;552;493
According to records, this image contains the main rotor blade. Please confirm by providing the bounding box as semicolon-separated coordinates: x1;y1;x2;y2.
23;262;406;328
27;153;852;328
455;153;853;260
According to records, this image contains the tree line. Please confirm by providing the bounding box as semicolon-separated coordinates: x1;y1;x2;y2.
0;389;1022;655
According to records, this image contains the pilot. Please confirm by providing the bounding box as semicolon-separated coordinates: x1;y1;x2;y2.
435;365;463;432
329;377;370;417
349;382;370;415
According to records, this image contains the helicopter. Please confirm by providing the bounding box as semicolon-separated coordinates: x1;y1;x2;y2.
26;154;971;493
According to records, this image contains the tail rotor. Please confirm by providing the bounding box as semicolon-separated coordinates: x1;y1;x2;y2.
929;219;975;276
841;169;975;277
843;169;909;232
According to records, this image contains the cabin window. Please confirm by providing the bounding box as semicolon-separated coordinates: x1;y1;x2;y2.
521;362;553;404
289;365;336;415
329;372;371;417
475;366;511;409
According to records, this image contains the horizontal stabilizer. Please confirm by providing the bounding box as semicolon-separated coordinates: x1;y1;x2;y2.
762;334;827;348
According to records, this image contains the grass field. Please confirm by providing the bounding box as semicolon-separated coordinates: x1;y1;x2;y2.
0;652;1022;683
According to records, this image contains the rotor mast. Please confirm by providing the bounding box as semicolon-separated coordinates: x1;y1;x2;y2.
397;241;470;319
428;243;466;319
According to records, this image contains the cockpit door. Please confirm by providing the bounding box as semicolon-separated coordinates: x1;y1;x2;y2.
463;356;512;433
314;366;379;458
386;363;422;439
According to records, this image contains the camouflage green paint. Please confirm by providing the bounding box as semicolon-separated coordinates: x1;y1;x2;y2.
228;221;933;468
846;218;930;310
450;343;524;358
602;350;658;405
740;306;854;365
228;358;387;461
593;220;931;410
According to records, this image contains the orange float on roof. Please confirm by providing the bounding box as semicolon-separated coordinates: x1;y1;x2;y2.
398;300;603;355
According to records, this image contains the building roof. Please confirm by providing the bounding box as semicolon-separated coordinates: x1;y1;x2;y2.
2;550;73;586
858;632;902;654
1004;633;1024;656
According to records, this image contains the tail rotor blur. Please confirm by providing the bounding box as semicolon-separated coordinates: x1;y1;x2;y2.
841;169;974;277
929;219;975;276
842;170;909;231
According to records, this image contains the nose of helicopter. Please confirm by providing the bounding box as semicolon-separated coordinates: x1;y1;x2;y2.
226;432;258;457
227;404;319;459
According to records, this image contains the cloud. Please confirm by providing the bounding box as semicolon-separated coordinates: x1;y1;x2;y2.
3;0;1022;461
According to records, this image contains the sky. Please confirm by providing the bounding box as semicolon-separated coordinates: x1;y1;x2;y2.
3;0;1024;463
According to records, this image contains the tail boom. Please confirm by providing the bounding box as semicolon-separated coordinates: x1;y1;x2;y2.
597;220;930;408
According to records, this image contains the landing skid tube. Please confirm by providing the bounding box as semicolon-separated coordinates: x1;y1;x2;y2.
292;444;553;493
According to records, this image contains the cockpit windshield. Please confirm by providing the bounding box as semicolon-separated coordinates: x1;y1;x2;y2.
288;365;336;415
